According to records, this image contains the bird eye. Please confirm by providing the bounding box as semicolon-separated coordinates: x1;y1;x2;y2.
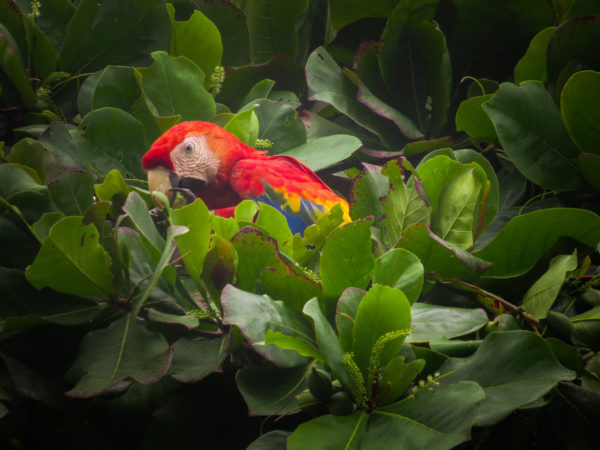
184;142;194;154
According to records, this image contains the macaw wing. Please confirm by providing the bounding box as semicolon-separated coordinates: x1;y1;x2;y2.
229;156;347;234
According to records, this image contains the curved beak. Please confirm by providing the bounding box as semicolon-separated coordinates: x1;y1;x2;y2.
147;166;206;208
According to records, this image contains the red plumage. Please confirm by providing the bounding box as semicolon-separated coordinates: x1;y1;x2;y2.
142;121;350;232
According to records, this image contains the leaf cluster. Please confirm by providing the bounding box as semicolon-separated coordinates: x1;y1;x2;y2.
1;1;600;449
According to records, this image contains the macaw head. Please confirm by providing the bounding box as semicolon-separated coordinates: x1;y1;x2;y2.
142;121;259;205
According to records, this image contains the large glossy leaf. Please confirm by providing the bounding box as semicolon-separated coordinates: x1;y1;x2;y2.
379;0;451;133
561;70;600;155
25;216;113;299
379;159;431;249
193;0;249;66
0;267;104;332
547;16;600;83
247;0;308;63
303;298;355;392
305;47;403;148
455;94;496;143
169;333;231;383
168;199;212;290
514;26;556;84
71;107;147;179
335;288;366;353
278;135;362;172
475;208;600;278
349;163;388;221
237;364;309;416
408;303;488;343
440;331;575;426
363;381;484;450
0;30;37;107
231;227;320;311
288;411;368;450
372;248;424;304
396;224;491;281
92;65;141;113
136;51;216;128
47;170;96;216
244;98;306;153
320;220;374;305
167;4;222;88
352;285;412;385
329;0;398;30
65;315;172;397
58;0;170;74
221;285;312;367
483;81;583;191
522;251;578;319
0;163;52;223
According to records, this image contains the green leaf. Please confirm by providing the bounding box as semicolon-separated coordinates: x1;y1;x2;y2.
408;303;488;343
247;0;308;64
514;26;556;84
522;250;579;319
168;199;212;290
475;208;600;278
224;107;259;146
47;170;96;216
264;329;322;361
245;98;306;153
6;138;46;183
335;288;365;353
241;79;276;105
440;330;575;426
237;364;309;416
92;65;141;113
578;152;600;191
136;51;216;127
25;216;112;299
352;285;412;385
247;431;290;450
430;169;481;249
31;212;64;242
278;135;362;172
221;284;313;367
377;356;425;405
455;94;496;143
320;219;374;305
146;309;199;330
58;0;171;74
0;163;52;224
169;333;231;383
547;16;600;83
561;70;600;155
293;204;345;266
0;31;37;107
231;227;320;311
65;315;171;397
329;0;398;29
372;248;424;304
288;412;368;450
379;0;450;132
303;298;355;392
483;81;583;191
363;381;485;450
305;47;403;148
167;4;222;89
22;14;58;79
94;169;130;219
122;191;165;253
395;224;491;281
379;159;430;249
349;163;388;221
72;107;147;179
356;80;424;140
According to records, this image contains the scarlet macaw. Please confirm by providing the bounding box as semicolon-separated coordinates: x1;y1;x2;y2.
142;121;351;234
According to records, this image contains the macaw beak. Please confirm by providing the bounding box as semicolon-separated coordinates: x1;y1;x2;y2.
146;166;206;207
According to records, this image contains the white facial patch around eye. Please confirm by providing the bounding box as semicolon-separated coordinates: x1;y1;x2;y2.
171;136;220;183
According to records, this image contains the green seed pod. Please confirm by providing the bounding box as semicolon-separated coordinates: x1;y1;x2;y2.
328;391;354;416
296;391;319;413
307;367;333;401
